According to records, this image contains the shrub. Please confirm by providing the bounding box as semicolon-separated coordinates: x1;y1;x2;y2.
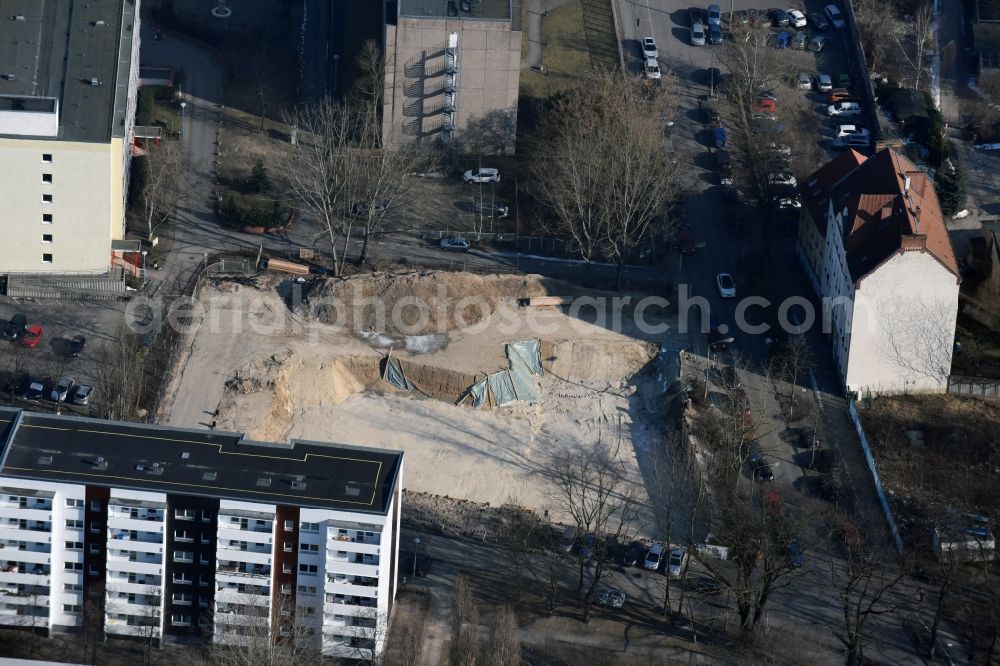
936;162;966;217
248;159;270;193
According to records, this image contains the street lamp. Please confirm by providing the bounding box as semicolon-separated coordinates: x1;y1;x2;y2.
141;250;148;282
332;54;340;98
412;537;421;578
179;101;187;136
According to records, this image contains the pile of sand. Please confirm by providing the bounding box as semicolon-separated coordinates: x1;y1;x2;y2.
303;271;551;335
542;339;659;383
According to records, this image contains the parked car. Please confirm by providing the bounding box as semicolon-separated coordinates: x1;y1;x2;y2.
67;334;87;357
836;124;870;139
833;135;871;149
775;31;792;48
786;8;807;26
622;540;646;567
792;30;810;49
721;364;741;389
596;587;626;608
751;98;777;114
808;33;828;52
705;66;724;90
708;23;723;44
702;98;721;125
71;384;94;406
828;88;856;103
786;540;805;567
768;8;790;26
777;197;801;209
642;36;658;59
24;381;44;402
350;200;388;217
440;237;470;250
825;4;846;28
768;172;797;186
691;21;707;46
579;533;598;562
558;527;577;553
816;73;833;92
836;72;852;88
689;7;704;25
50;376;75;403
644;543;665;570
3;314;26;341
644;57;662;80
797;72;813;89
716;150;733;185
462;168;499;183
828;102;862;117
20;325;42;349
668;548;688;578
709;315;735;349
716;272;736;298
750;452;775;481
712;126;727;148
473;201;509;218
707;3;722;25
808;11;829;29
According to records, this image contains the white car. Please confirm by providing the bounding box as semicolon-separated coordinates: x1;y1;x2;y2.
644;543;665;570
828;102;862;117
816;73;833;92
644;58;662;80
642;36;658;59
50;376;75;403
768;142;792;156
797;72;813;90
72;384;94;406
440;237;470;250
778;197;802;209
668;548;688;578
462;168;499;184
769;172;797;186
833;135;871;149
787;8;807;27
836;125;870;139
716;273;736;299
691;21;706;46
825;4;846;28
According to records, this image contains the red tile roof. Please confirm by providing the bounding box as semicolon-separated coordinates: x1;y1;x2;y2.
799;149;867;236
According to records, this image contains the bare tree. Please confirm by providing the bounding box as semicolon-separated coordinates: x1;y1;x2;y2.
484;605;521;666
449;574;482;666
211;593;323;666
543;432;640;622
496;501;546;602
354;39;386;145
774;335;814;407
894;0;934;91
383;590;429;666
137;139;186;240
93;326;149;421
853;0;896;73
875;294;956;388
530;71;682;288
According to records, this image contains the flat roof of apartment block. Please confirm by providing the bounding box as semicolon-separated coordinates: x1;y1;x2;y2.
0;409;402;515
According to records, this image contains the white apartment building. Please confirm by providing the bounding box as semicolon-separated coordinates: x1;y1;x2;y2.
0;0;140;273
797;147;961;395
0;409;403;661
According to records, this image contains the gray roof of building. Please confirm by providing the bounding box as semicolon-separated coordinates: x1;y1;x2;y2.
399;0;512;21
0;409;402;515
0;0;133;142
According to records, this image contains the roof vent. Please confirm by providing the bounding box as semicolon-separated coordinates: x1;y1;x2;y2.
903;175;910;194
202;471;217;481
180;452;190;460
11;15;26;22
344;484;361;497
94;457;108;471
91;20;106;27
2;73;15;81
256;477;272;488
290;476;306;490
148;463;163;475
88;78;100;86
37;455;53;466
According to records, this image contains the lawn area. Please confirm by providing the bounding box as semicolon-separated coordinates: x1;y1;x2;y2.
519;1;592;100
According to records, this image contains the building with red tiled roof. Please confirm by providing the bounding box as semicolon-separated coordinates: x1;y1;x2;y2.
796;147;961;395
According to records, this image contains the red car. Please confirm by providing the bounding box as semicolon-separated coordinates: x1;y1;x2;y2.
20;325;42;348
751;98;777;114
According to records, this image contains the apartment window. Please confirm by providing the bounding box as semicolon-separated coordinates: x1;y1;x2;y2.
284;519;294;532
298;564;318;575
90;501;101;512
301;522;319;532
199;533;210;544
297;585;317;595
171;613;191;626
42;153;52;163
88;565;100;576
174;529;192;542
300;543;319;553
283;541;293;553
201;511;212;522
65;519;83;529
42;173;52;183
42;253;53;264
172;573;192;585
173;550;193;563
65;541;83;550
63;604;81;613
89;522;101;534
197;575;209;588
172;593;192;605
65;498;83;508
88;544;100;555
282;563;292;574
280;583;292;594
64;562;83;571
174;509;194;520
199;554;210;565
63;583;82;592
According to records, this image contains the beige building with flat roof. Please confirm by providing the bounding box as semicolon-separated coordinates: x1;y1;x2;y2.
0;0;140;274
383;0;521;154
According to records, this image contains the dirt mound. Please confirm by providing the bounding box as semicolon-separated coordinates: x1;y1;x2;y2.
390;357;480;404
304;271;551;335
541;339;658;383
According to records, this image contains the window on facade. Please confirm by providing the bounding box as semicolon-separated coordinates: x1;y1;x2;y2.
283;541;293;552
300;522;319;532
284;519;294;531
173;550;193;563
65;519;83;529
201;511;212;522
42;253;53;263
42;154;52;163
63;604;81;613
64;541;83;550
282;563;292;574
171;613;191;626
42;173;52;183
173;593;192;605
173;573;191;585
88;566;100;576
199;554;210;565
88;544;100;554
65;498;82;508
297;585;317;595
175;509;194;520
63;583;82;592
64;562;83;571
298;564;318;574
89;522;101;534
90;501;100;512
199;533;210;544
300;543;318;553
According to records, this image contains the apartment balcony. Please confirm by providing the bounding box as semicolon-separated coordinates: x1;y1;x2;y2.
108;538;163;555
323;597;378;615
106;580;163;596
107;599;162;616
216;547;272;566
218;517;272;533
325;540;380;558
0;508;52;523
214;588;269;607
0;550;50;566
216;566;270;586
329;531;381;546
105;618;162;638
107;559;162;577
216;525;273;545
0;593;49;606
0;498;52;511
324;560;380;579
107;516;165;534
0;570;49;587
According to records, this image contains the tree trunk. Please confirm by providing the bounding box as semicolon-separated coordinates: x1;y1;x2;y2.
360;230;372;265
928;579;951;657
615;261;624;291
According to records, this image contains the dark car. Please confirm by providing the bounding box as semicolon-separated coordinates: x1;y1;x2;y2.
24;381;44;402
750;452;774;482
720;364;741;389
689;6;704;26
705;66;722;86
768;8;790;26
708;315;734;349
68;335;87;357
579;533;598;561
786;540;805;568
622;540;646;567
712;126;727;148
703;100;721;126
708;23;723;44
809;12;829;29
596;587;626;608
3;314;27;341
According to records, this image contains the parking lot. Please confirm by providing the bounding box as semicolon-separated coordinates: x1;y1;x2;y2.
0;298;125;415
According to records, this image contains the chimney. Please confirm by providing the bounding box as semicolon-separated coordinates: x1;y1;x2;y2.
903;175;910;194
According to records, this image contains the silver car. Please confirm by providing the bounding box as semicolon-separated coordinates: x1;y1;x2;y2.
691;21;706;46
50;376;75;403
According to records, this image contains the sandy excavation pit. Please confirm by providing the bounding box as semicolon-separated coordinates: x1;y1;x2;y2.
163;272;670;526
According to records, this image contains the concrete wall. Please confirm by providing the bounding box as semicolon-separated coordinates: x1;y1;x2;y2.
847;251;960;394
0;138;119;273
384;18;520;154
